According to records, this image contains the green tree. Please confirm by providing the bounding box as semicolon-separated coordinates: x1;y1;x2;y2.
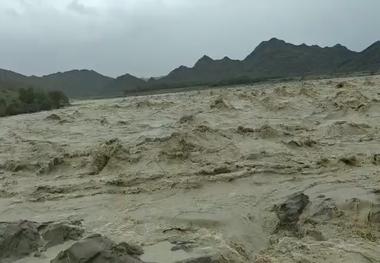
48;90;69;109
0;98;6;117
18;87;35;104
5;102;25;116
35;91;52;111
18;88;27;103
26;87;35;104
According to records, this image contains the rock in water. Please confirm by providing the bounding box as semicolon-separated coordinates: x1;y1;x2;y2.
45;114;61;120
174;256;219;263
276;193;310;228
39;221;84;249
51;234;145;263
0;220;41;261
0;220;85;261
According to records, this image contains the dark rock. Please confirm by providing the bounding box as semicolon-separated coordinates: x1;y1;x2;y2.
303;138;317;147
373;154;380;165
33;251;47;258
179;114;195;124
287;138;317;148
237;126;255;134
276;193;310;227
0;220;85;261
38;221;84;249
339;156;359;166
45;114;61;120
336;81;348;89
116;242;144;256
100;117;108;125
175;256;219;263
311;198;344;221
287;140;303;147
118;121;129;125
0;220;41;261
51;234;145;263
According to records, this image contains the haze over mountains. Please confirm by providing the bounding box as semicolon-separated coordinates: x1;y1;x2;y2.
1;38;379;98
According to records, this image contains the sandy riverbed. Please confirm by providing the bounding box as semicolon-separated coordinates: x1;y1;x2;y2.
2;75;380;262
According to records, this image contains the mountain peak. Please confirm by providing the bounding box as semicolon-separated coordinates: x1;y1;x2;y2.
200;55;213;60
261;37;287;47
196;55;213;64
222;56;231;61
267;37;285;43
116;73;137;80
106;73;147;95
43;69;102;78
332;44;349;51
177;65;189;70
167;65;189;76
333;43;344;48
195;55;214;67
244;38;288;61
257;37;287;49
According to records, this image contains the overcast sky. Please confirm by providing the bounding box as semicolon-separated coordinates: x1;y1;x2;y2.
0;0;379;78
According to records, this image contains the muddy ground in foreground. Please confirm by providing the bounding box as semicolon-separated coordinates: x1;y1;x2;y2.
2;75;380;262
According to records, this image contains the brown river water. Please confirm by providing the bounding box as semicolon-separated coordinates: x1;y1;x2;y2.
2;75;380;262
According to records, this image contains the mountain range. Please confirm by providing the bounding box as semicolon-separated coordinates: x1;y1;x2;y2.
1;38;379;98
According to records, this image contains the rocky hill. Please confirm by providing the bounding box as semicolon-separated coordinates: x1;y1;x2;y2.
0;68;29;83
338;41;380;73
28;70;114;98
156;38;362;84
1;38;379;97
242;38;358;77
157;55;242;84
0;69;114;98
102;73;147;96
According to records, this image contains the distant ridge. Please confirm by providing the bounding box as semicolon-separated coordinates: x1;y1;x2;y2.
102;73;147;96
338;41;380;73
156;37;360;85
0;69;113;97
1;38;379;97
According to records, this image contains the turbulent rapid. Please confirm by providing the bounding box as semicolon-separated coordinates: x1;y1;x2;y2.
1;75;380;263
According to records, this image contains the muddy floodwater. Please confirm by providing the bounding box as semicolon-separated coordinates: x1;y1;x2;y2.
2;75;380;262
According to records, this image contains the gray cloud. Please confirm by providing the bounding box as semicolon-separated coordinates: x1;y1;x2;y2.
2;8;19;17
67;0;97;15
0;0;379;78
